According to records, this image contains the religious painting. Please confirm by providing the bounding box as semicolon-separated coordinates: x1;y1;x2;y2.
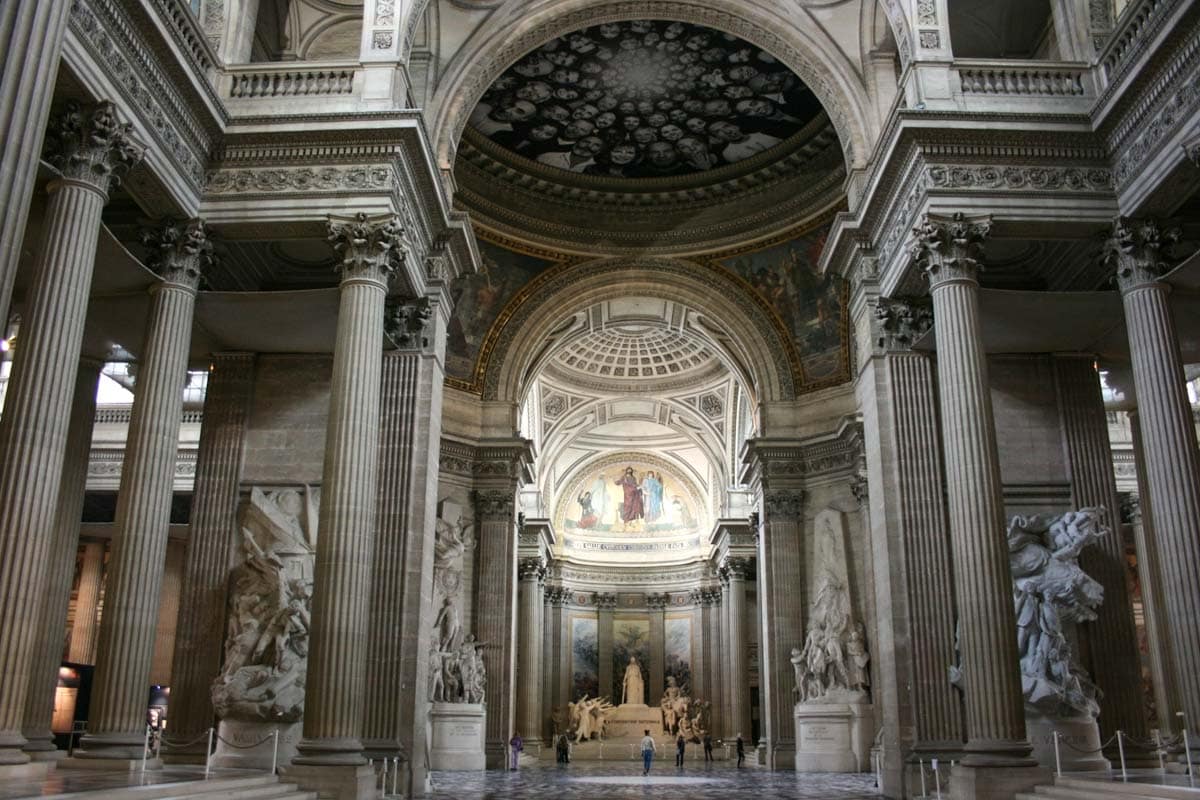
716;228;849;384
446;237;560;385
665;616;693;694
565;461;700;536
612;617;650;703
467;20;822;179
571;616;600;700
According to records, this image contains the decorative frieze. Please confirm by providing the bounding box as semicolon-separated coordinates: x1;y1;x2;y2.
927;165;1111;191
1103;216;1180;290
206;166;393;194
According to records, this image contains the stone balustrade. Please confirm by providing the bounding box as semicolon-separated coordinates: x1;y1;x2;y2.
1101;0;1177;83
224;64;361;99
955;61;1088;97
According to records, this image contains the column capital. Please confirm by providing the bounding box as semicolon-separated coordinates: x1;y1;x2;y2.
327;212;405;284
874;296;933;352
593;592;618;610
646;592;670;611
45;100;143;197
518;556;546;582
720;555;754;581
910;212;992;288
1104;217;1180;292
384;296;432;349
141;218;213;291
473;488;515;521
763;488;805;518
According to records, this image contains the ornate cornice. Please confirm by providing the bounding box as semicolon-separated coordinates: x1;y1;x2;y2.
910;212;993;288
45;101;143;196
1104;216;1181;291
206;165;395;195
142;218;213;290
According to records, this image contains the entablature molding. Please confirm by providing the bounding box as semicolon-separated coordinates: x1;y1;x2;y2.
739;417;863;494
438;436;535;489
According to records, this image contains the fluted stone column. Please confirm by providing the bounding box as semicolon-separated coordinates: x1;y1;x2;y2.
719;575;733;736
748;474;805;770
1052;355;1147;746
517;557;545;743
723;558;752;742
541;587;559;742
79;219;210;763
362;285;448;799
69;541;105;664
702;587;723;735
1125;482;1177;735
597;594;616;702
557;592;573;712
291;214;401;777
0;0;71;325
1108;218;1200;730
648;594;667;701
0;101;139;767
163;353;255;760
912;213;1036;780
150;540;186;686
474;485;521;768
689;592;706;701
21;360;101;758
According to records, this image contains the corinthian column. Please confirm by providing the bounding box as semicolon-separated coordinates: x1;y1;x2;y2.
647;594;668;701
912;213;1038;787
69;541;105;664
291;214;400;783
516;556;545;746
163;353;256;761
474;486;519;768
79;219;210;763
1108;218;1200;732
0;0;71;325
1052;355;1147;747
0;101;140;768
723;557;753;745
21;360;101;759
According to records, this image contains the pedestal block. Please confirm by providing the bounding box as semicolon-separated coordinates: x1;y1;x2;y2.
793;702;873;772
211;720;301;771
429;703;485;771
1025;712;1109;772
949;763;1048;800
601;704;664;742
280;763;374;800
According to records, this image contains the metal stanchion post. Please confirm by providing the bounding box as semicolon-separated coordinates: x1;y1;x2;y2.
1178;712;1194;788
1117;730;1128;780
142;725;151;776
919;758;927;798
272;729;280;775
933;758;941;800
205;727;214;777
1155;729;1165;771
393;757;399;797
1053;731;1062;777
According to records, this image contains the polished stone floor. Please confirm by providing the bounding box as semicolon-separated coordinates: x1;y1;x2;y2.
429;763;881;799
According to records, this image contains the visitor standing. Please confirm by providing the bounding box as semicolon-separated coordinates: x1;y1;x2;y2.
640;729;657;775
556;732;571;763
736;732;745;767
703;732;714;762
509;731;523;770
675;732;686;767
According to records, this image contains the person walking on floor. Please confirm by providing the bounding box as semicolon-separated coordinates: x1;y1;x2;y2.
640;729;658;775
675;733;686;767
736;732;745;767
509;731;523;770
703;732;714;762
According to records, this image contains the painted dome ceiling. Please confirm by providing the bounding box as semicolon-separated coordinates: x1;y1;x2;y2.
545;324;722;390
468;20;822;180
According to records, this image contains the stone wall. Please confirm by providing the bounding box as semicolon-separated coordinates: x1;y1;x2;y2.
242;356;332;485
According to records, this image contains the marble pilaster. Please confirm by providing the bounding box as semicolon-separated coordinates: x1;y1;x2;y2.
292;213;401;771
1108;218;1200;729
20;360;101;758
0;101;139;766
80;218;210;762
688;592;706;702
0;0;71;325
702;588;723;736
517;557;545;744
723;558;753;744
1052;355;1147;745
362;284;448;800
541;587;560;742
163;353;255;760
647;594;667;701
69;541;105;664
597;595;616;706
719;575;733;737
912;213;1036;775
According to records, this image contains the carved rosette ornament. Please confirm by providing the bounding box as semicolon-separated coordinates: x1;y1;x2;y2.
1103;216;1181;292
326;212;405;283
141;218;213;291
910;212;993;288
384;296;432;348
473;489;514;521
874;296;933;351
763;489;805;518
45;100;143;196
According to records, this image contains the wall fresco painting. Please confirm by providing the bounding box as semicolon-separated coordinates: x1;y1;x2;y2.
665;615;693;693
571;615;600;700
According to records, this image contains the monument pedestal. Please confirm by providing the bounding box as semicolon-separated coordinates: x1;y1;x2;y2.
1025;711;1109;772
429;702;485;771
281;763;374;800
210;720;300;770
601;704;664;742
949;762;1048;800
794;701;873;772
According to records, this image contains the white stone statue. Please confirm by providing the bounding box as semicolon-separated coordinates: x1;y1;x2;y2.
433;596;462;652
622;655;645;705
569;695;614;741
433;514;474;599
660;675;681;732
1007;509;1106;719
428;634;486;705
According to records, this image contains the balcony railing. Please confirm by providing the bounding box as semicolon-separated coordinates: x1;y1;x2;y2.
956;62;1088;97
223;63;361;99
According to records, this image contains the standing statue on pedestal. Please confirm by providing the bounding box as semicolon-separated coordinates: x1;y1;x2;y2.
622;655;645;705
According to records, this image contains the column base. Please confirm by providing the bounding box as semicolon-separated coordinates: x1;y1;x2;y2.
0;760;54;780
59;756;163;771
949;763;1049;800
74;731;152;761
484;742;508;769
905;747;966;798
281;762;374;800
25;749;65;763
293;736;367;767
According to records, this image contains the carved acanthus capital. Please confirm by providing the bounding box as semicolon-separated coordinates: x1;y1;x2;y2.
545;585;571;605
646;592;671;611
519;556;546;582
910;212;992;288
874;296;933;352
763;489;805;518
45;100;143;196
473;489;514;521
1185;138;1200;169
721;556;754;581
141;218;213;290
1104;216;1180;292
327;212;405;283
593;592;618;610
850;475;869;505
1120;494;1141;525
384;296;432;349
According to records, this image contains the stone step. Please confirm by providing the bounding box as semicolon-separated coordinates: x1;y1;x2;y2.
1017;776;1200;800
34;774;286;800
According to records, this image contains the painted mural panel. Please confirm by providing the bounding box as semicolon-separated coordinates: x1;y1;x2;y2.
716;230;848;384
612;617;650;703
571;616;600;700
567;461;700;535
446;237;559;386
665;615;693;694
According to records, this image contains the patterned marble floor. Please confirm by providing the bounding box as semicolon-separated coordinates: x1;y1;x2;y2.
429;763;882;799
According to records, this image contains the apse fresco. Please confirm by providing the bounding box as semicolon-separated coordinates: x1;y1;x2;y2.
571;616;600;700
665;616;693;693
467;20;821;178
446;238;559;383
566;462;700;536
716;230;848;383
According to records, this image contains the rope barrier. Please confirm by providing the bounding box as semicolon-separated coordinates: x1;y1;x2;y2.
158;730;215;749
214;732;278;749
